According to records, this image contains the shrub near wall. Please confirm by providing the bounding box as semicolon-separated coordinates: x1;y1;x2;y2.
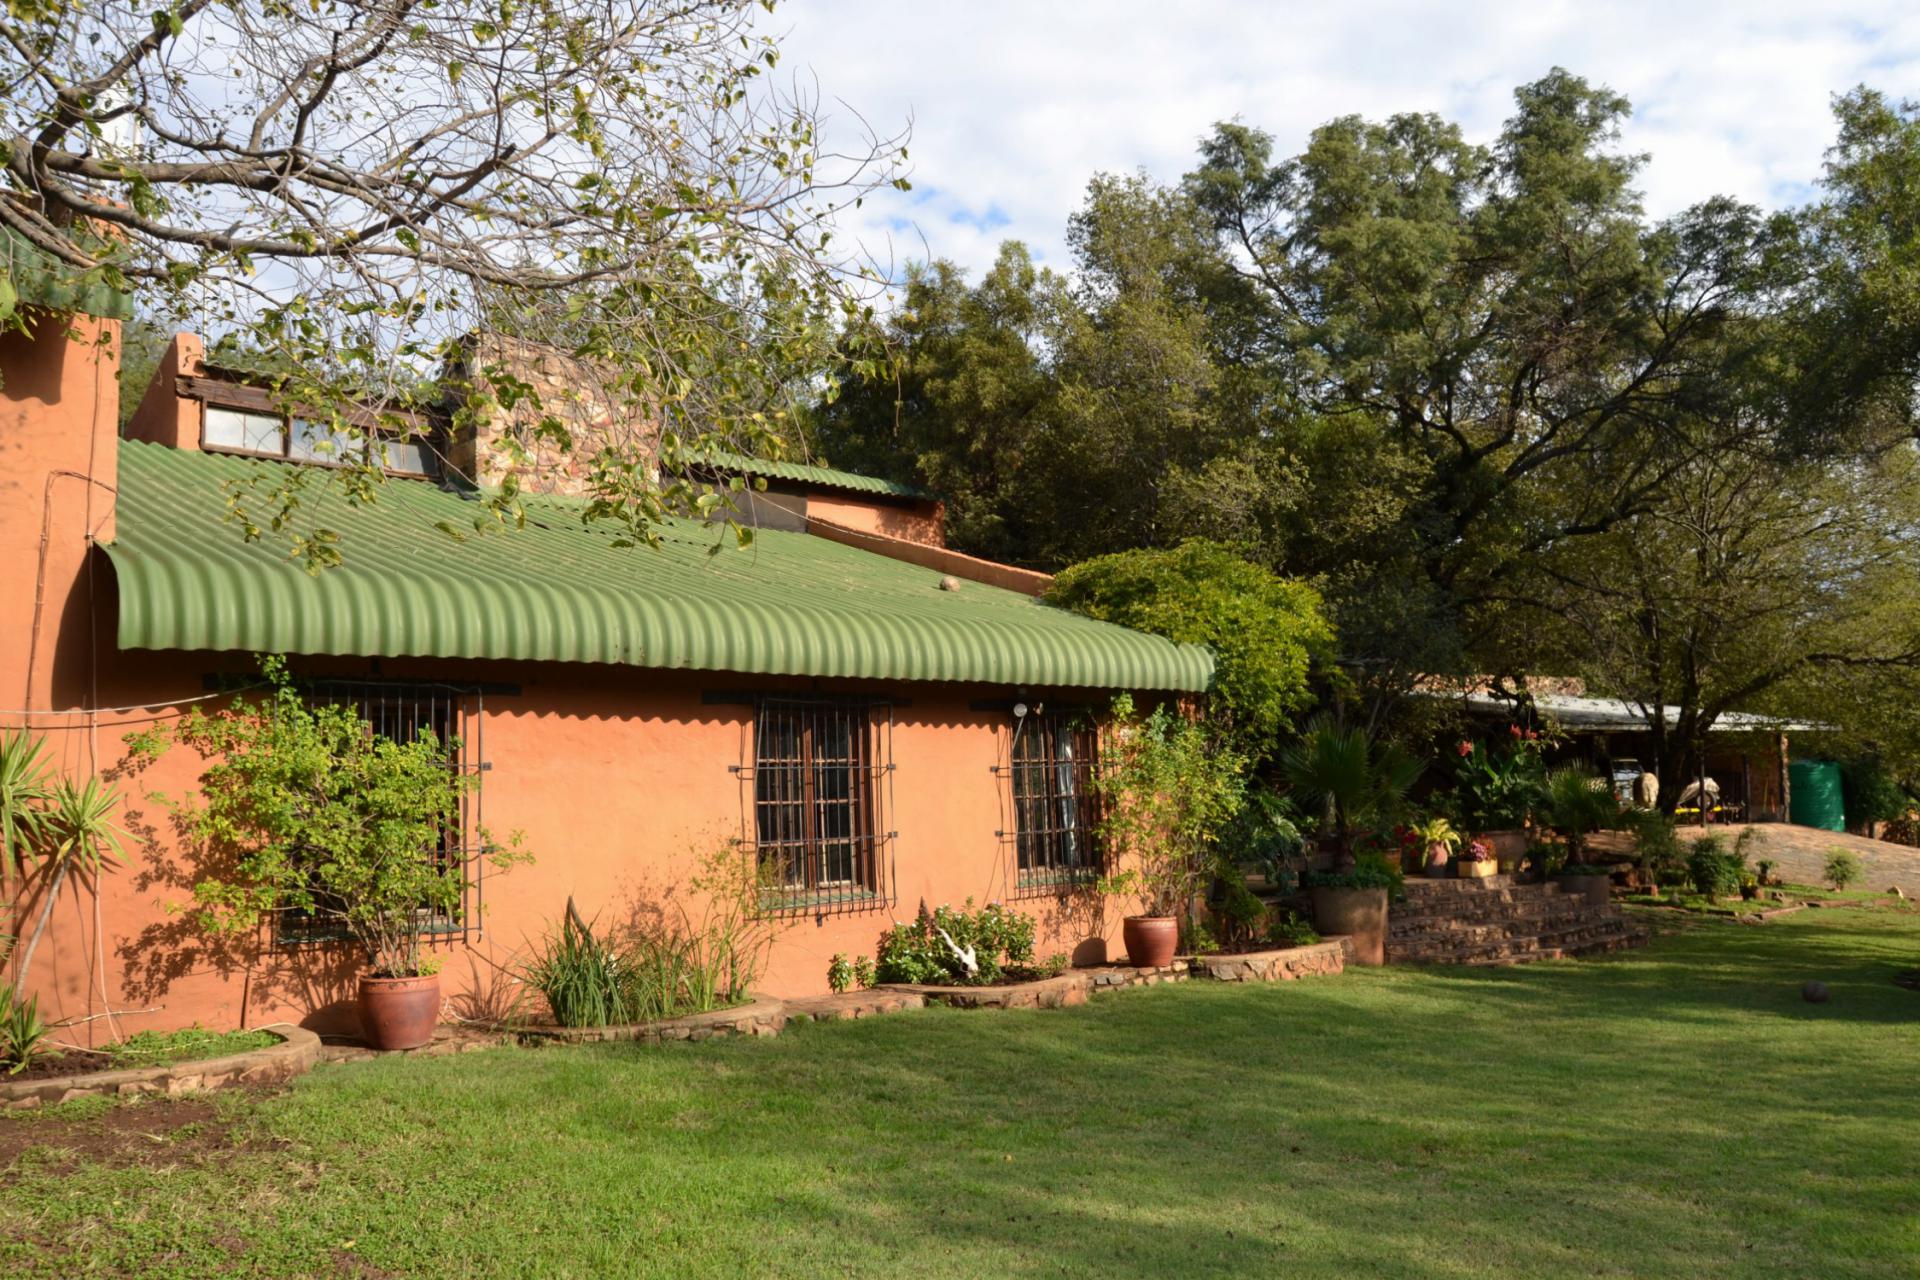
1045;540;1331;763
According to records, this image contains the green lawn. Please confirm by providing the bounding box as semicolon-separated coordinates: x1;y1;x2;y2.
5;907;1918;1278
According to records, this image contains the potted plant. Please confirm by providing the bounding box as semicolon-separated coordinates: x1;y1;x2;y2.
1450;731;1545;865
1282;717;1419;965
1302;854;1402;964
1455;837;1497;879
1414;817;1461;878
1095;694;1246;969
133;658;530;1050
1554;862;1614;907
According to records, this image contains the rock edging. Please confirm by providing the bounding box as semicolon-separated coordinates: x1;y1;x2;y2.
1185;938;1351;982
515;996;789;1045
1;1023;320;1110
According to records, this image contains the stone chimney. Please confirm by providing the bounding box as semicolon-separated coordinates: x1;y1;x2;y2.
443;333;657;496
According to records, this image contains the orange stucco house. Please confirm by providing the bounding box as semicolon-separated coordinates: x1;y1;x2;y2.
2;302;1211;1040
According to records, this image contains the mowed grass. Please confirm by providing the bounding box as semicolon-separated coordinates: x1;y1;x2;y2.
4;908;1918;1279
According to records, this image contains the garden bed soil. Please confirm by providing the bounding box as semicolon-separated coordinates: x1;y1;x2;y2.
0;1025;319;1109
6;1027;280;1082
0;1095;278;1173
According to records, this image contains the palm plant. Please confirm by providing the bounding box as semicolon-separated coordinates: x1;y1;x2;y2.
0;730;53;904
1543;767;1618;861
1281;717;1422;870
14;777;126;986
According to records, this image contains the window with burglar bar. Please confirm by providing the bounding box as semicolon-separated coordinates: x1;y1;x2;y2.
1009;711;1101;888
751;699;887;913
274;681;485;947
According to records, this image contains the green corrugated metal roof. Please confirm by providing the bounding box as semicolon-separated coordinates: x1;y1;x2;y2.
0;227;133;321
694;448;931;500
104;442;1213;691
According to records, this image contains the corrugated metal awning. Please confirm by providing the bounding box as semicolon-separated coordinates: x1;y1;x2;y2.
1;227;134;322
693;448;932;500
103;442;1213;691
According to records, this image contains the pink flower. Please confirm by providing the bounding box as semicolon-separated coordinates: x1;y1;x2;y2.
1508;724;1522;738
1457;740;1474;757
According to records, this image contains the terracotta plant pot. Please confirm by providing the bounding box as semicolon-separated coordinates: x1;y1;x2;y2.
358;972;442;1051
1423;844;1451;878
1122;915;1180;969
1554;873;1612;908
1310;885;1388;966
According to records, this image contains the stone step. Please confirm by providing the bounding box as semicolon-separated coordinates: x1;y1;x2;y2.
1388;919;1647;966
1389;911;1627;947
1400;884;1577;908
1389;936;1637;968
1444;930;1649;967
1389;901;1608;933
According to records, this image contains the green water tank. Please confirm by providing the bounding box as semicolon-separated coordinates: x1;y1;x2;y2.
1789;758;1846;831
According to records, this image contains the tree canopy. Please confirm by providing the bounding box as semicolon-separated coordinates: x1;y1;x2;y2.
3;0;906;557
813;71;1920;761
1045;540;1331;762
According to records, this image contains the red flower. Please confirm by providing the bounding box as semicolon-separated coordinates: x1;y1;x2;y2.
1508;723;1522;738
1456;740;1474;757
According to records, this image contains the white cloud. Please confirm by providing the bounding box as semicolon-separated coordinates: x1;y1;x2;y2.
762;0;1920;280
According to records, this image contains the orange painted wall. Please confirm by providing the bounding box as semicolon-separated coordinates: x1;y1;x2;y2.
805;490;946;547
22;649;1136;1040
121;331;204;450
5;317;1143;1043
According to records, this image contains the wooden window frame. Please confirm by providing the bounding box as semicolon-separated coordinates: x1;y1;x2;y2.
1006;709;1103;893
748;698;892;916
188;378;441;478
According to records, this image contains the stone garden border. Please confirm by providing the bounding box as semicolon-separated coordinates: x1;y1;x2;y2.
1;1023;320;1110
515;996;790;1046
1184;938;1351;983
1;942;1353;1106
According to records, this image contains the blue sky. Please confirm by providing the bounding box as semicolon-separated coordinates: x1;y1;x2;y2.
767;0;1920;281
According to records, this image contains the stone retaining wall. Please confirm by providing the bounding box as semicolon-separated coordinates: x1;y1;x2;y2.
1186;939;1350;983
0;1024;320;1110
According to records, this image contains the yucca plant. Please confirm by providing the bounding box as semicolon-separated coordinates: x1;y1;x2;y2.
14;776;126;987
0;729;53;904
0;982;49;1076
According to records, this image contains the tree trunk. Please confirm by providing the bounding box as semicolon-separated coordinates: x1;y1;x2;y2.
14;859;69;989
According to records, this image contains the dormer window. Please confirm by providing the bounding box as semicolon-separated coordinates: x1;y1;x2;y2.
202;405;436;477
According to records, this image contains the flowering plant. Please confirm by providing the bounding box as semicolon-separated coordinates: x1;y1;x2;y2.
1457;839;1494;864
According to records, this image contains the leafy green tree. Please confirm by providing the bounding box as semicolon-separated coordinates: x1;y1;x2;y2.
1045;540;1332;762
807;244;1066;563
1523;440;1920;809
3;0;905;560
132;658;527;977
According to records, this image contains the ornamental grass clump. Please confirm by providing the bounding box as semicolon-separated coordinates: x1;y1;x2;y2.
527;845;775;1026
525;903;630;1028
